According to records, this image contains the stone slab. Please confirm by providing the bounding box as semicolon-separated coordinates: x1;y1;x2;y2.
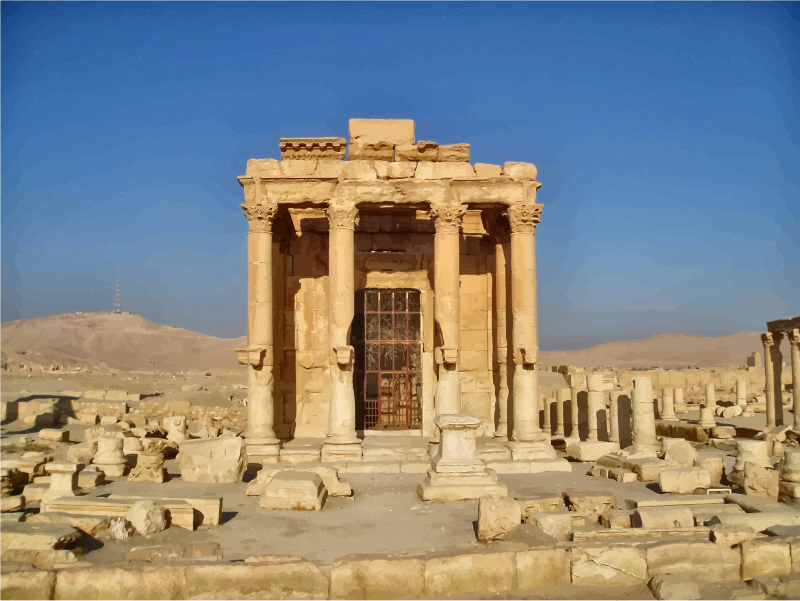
41;497;196;530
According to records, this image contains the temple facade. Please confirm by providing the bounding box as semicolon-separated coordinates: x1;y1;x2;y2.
236;119;547;463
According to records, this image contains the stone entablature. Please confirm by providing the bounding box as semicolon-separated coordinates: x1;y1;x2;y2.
279;137;347;160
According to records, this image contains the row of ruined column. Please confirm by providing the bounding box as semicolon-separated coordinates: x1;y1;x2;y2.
761;330;800;431
239;200;549;460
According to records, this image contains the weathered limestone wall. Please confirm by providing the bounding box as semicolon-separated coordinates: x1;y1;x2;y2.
276;210;498;439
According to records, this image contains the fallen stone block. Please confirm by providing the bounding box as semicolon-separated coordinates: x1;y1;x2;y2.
743;463;779;501
1;494;25;513
0;563;56;600
530;513;572;541
600;508;632;529
38;429;69;442
563;490;616;523
571;527;711;542
608;467;638;483
633;507;694;529
177;436;245;483
741;538;792;580
659;467;711;494
42;496;196;530
530;458;572;473
339;461;400;474
0;522;82;552
108;494;221;526
477;495;521;542
261;472;327;511
567;441;619;462
708;512;800;532
515;493;560;522
127;500;167;536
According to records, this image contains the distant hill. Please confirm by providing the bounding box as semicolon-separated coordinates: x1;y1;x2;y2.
538;331;780;369
1;312;786;372
1;312;245;371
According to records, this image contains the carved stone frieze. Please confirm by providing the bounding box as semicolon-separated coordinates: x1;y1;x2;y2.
241;203;278;233
279;137;346;160
326;205;359;230
507;204;544;234
429;205;467;234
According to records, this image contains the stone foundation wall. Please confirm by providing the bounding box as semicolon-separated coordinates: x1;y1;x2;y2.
4;536;797;600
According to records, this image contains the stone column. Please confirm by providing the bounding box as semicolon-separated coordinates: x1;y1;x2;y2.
493;235;511;440
789;329;800;432
661;387;677;421
430;205;467;417
631;376;657;456
609;390;620;444
586;374;602;442
773;332;785;427
555;388;568;438
570;385;580;439
761;332;783;428
239;203;281;463
674;387;686;414
736;378;747;407
507;204;554;460
322;204;362;462
542;392;551;435
699;383;717;428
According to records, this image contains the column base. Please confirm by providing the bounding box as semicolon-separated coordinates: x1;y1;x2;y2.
506;441;557;460
321;441;362;463
246;437;281;464
417;468;507;501
699;421;717;429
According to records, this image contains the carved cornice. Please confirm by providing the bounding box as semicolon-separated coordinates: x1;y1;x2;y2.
241;203;278;233
429;205;467;234
326;205;359;230
279;137;346;160
507;204;544;234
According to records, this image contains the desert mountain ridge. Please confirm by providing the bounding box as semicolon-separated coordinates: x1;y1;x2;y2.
0;311;780;372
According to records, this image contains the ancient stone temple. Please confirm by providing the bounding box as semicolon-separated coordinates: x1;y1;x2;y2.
236;119;545;463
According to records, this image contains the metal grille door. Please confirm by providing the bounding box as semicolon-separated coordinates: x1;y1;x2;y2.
353;289;422;430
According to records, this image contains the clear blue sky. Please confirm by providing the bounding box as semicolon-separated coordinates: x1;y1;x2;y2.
2;2;799;349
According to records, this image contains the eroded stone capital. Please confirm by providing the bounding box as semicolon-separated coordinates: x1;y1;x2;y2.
241;203;278;233
326;205;359;230
429;205;467;234
507;203;543;233
788;328;800;348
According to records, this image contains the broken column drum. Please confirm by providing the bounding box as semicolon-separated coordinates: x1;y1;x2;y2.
631;376;658;456
92;437;128;477
661;387;677;421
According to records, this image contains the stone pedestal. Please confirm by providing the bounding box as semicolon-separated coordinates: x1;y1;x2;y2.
41;461;84;506
418;414;507;501
92;437;128;477
261;472;327;511
699;383;717;428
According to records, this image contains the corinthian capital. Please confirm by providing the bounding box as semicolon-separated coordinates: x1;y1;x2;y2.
241;203;278;233
507;204;544;234
787;329;800;348
429;205;467;234
326;205;359;230
762;331;784;347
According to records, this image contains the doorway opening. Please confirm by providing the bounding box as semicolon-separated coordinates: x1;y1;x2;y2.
353;288;422;430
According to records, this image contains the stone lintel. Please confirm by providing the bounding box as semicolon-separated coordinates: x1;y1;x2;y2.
767;316;800;332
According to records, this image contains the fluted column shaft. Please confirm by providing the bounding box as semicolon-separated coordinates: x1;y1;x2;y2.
555;388;568;438
508;204;545;443
431;205;467;416
325;205;359;444
609;390;620;443
762;333;780;428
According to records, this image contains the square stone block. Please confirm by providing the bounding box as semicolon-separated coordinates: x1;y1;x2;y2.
261;472;327;511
